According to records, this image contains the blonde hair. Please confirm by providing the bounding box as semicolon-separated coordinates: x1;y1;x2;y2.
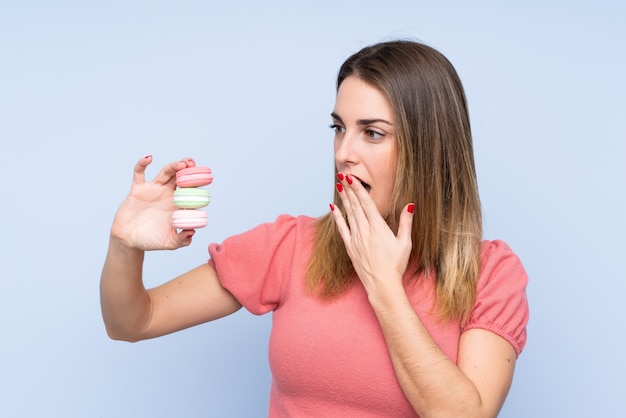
306;40;482;323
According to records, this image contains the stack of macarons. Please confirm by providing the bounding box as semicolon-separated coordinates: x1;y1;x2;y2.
171;166;213;230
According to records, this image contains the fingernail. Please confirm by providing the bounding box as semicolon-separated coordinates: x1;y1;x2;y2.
407;203;415;214
329;203;335;211
187;233;194;239
144;155;152;159
336;182;343;193
346;175;353;185
337;172;344;181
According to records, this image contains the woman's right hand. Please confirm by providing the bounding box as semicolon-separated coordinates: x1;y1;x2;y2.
110;155;197;251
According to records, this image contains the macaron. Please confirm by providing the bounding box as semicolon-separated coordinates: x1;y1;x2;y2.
171;209;208;229
173;187;211;209
176;166;213;188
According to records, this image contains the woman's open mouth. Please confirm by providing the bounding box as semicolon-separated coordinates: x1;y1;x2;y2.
351;175;371;192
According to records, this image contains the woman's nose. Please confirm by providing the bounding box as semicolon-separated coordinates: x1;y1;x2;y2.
334;133;358;167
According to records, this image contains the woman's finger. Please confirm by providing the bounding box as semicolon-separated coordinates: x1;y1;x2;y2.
330;203;352;247
343;174;377;223
397;203;415;245
174;229;195;248
337;173;378;233
153;157;195;186
132;155;153;185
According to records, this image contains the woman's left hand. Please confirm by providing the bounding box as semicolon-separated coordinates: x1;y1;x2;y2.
331;173;415;295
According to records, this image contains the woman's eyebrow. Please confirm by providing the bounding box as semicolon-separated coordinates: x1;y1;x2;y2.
330;112;392;126
357;118;393;126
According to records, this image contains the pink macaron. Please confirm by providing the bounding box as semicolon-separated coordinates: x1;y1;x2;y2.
176;166;213;188
171;209;208;229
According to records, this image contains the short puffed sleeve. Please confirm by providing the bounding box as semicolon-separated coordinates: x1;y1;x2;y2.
208;214;309;315
462;240;529;357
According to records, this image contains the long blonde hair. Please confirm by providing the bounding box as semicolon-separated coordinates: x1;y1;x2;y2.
306;40;482;323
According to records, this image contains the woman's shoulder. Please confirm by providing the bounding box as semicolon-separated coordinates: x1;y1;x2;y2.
469;239;529;356
249;213;320;240
272;213;319;226
208;214;321;315
478;239;527;286
480;239;516;256
225;213;319;239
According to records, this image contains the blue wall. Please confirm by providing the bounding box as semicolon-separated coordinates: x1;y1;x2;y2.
1;1;624;416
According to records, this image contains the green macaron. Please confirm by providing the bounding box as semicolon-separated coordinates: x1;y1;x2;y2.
173;187;211;209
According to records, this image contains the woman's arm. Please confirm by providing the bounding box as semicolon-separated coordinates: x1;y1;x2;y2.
100;247;241;342
100;156;241;342
332;174;516;417
368;283;515;417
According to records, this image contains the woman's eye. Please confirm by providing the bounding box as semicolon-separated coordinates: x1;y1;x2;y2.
329;124;345;134
365;129;383;139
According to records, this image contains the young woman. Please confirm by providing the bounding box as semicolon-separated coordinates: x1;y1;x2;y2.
101;40;529;417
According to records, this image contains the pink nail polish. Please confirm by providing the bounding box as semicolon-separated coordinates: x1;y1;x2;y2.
336;182;343;193
337;172;344;181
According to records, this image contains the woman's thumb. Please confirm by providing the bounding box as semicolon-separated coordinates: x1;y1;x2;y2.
397;203;415;243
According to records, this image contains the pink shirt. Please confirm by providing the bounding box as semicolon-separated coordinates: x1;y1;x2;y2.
209;215;529;417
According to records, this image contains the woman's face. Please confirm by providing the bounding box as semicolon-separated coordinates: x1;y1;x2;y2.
332;76;398;217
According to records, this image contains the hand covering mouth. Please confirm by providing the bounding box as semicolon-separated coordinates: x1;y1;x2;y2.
351;175;371;192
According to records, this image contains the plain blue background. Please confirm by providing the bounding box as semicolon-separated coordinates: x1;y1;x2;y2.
1;1;624;416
